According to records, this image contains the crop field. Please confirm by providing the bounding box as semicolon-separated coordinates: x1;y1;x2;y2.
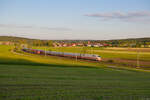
34;46;150;68
0;45;150;100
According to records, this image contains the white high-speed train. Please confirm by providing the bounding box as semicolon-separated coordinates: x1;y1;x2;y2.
22;48;102;61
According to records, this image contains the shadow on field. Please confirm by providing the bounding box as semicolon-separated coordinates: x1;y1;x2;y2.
0;57;98;69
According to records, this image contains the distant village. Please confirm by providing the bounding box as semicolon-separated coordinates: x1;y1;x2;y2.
52;41;110;47
1;40;150;48
0;41;111;47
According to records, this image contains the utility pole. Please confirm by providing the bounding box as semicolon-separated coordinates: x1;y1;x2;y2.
45;47;46;56
76;55;77;62
80;46;83;57
92;47;94;54
136;48;140;68
90;47;92;54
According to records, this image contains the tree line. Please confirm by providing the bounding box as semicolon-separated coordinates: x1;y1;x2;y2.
1;36;150;48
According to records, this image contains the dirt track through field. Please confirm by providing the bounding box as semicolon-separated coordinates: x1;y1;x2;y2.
102;58;150;68
105;47;150;52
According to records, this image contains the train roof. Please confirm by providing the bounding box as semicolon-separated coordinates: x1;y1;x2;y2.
23;48;101;57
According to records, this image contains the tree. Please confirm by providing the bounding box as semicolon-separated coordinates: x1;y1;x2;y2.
48;40;53;47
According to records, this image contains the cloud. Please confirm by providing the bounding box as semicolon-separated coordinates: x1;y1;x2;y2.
84;11;150;22
0;24;72;31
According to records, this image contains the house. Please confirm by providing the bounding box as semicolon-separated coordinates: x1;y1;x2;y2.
93;44;99;47
71;43;76;47
103;44;109;47
77;43;84;46
87;44;92;47
97;43;104;47
62;43;67;47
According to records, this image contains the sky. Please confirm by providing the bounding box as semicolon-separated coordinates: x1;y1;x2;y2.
0;0;150;40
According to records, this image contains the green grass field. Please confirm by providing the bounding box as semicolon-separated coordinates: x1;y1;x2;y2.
0;45;150;100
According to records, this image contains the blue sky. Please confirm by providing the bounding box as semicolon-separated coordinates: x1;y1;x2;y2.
0;0;150;40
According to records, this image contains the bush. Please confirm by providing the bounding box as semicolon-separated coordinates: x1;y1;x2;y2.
107;59;114;63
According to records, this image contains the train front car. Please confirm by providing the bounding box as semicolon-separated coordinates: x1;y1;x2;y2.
80;54;101;61
90;54;101;61
95;55;102;61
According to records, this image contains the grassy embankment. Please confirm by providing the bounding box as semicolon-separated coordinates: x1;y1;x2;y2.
0;45;150;100
34;46;150;68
